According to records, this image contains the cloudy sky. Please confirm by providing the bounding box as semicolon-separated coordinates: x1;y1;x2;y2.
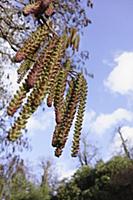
4;0;133;178
81;0;133;160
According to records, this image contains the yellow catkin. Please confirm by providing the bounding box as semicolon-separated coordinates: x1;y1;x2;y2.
53;68;67;123
51;78;75;147
15;24;49;62
7;83;29;116
53;74;83;157
17;53;38;83
71;76;88;157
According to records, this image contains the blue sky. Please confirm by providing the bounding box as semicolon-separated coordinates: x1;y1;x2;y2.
4;0;133;179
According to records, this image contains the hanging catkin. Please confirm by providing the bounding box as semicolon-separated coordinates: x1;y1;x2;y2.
71;76;88;157
15;23;49;62
52;74;83;157
25;39;57;89
7;83;29;116
17;53;37;83
51;78;75;147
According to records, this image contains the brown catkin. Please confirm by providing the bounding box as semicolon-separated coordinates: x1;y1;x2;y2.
25;39;57;89
23;0;54;17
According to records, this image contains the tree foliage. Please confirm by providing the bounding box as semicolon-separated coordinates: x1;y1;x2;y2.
0;157;52;200
55;156;133;200
1;155;133;200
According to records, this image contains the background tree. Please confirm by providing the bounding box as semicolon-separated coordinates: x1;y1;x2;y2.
55;156;133;200
0;156;53;200
117;126;132;159
78;134;99;166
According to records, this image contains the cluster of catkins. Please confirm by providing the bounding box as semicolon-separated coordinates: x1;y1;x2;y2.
6;1;88;157
23;0;55;18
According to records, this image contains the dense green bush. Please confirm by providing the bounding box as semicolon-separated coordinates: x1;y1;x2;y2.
54;156;133;200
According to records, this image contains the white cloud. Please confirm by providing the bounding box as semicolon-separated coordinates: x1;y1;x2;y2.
82;110;96;128
56;162;76;180
90;108;133;135
105;52;133;95
26;109;55;135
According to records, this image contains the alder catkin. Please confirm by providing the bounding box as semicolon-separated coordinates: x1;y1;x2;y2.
71;76;88;157
7;83;29;116
53;74;83;157
15;24;49;62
